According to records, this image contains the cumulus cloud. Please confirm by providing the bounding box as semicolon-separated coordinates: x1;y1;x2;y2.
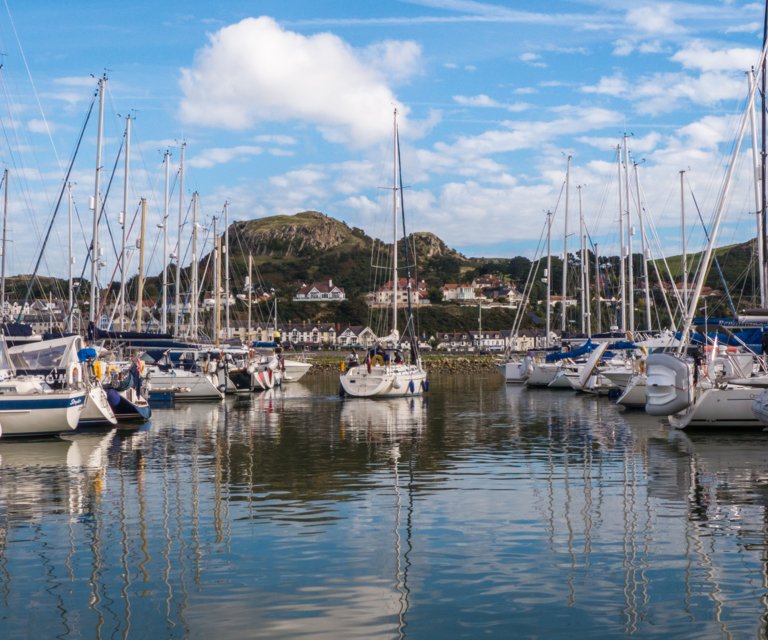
672;40;759;72
179;16;422;147
187;145;264;169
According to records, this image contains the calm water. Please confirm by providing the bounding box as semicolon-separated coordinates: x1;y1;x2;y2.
2;372;768;639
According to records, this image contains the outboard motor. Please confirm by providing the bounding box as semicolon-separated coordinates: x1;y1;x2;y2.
645;352;695;416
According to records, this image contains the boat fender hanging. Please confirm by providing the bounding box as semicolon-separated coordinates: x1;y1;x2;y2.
93;360;103;379
217;383;227;393
340;361;346;372
407;380;415;393
67;363;81;386
421;379;429;392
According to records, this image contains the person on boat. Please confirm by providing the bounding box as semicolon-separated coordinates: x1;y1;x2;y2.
129;354;144;396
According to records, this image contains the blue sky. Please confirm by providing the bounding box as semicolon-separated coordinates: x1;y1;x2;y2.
0;0;763;280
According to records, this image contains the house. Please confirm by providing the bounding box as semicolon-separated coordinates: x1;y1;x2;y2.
441;283;477;302
293;279;346;302
337;325;378;349
369;278;429;307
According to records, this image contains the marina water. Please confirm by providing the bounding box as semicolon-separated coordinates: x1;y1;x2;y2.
1;371;768;638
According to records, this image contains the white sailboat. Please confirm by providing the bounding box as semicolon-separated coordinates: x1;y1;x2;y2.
339;109;427;399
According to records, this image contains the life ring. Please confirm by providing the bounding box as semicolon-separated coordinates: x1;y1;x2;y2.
371;354;385;367
67;362;81;386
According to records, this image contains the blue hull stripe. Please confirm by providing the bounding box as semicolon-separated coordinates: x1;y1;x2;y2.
0;395;85;411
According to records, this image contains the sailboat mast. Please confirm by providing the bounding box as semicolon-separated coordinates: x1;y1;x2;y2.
224;200;230;340
175;141;185;335
191;191;199;340
616;144;626;331
67;181;73;333
247;253;253;343
748;69;766;306
546;210;552;348
120;115;131;331
1;168;7;316
214;217;221;346
624;135;634;334
392;110;399;336
680;170;688;314
89;74;106;325
762;1;768;308
561;155;570;334
137;198;147;332
594;242;601;334
161;150;170;333
634;162;653;332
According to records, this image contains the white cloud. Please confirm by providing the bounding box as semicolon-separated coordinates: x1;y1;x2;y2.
626;4;683;36
519;52;546;68
672;40;759;72
187;145;264;169
179;16;422;147
582;72;629;97
27;119;52;134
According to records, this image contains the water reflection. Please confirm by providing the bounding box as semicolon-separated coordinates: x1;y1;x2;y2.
2;375;768;637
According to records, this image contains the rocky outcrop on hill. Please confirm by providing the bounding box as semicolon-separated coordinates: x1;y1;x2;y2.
232;211;366;258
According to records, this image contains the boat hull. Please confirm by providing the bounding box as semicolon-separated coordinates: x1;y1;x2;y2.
0;390;86;437
340;364;427;398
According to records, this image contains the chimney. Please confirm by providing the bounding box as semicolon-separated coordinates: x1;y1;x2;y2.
329;279;333;288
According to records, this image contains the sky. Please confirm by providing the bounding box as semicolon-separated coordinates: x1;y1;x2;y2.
0;0;764;283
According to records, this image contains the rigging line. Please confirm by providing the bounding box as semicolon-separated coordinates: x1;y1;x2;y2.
2;0;62;171
94;136;127;321
20;89;97;324
687;185;738;318
395;121;419;359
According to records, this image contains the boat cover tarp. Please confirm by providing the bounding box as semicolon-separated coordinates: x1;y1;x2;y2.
545;339;596;362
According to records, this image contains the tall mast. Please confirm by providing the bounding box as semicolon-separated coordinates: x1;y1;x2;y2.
634;162;653;331
89;74;106;325
748;69;766;306
623;134;634;334
247;253;253;343
680;170;688;314
546;210;552;348
578;184;585;335
594;243;601;334
137;198;147;332
616;144;626;331
120;114;131;331
224;200;230;340
762;1;768;307
561;154;571;334
1;168;7;316
213;216;221;346
392;109;399;336
191;191;199;340
161;149;170;333
175;141;185;335
67;181;73;332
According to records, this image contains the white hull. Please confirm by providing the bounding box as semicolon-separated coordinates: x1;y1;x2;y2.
340;363;427;398
282;359;312;383
525;362;560;387
79;386;118;427
498;358;532;384
669;385;762;429
616;374;647;408
147;367;224;401
0;386;86;437
548;369;578;389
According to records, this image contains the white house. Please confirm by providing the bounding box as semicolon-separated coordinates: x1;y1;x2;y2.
293;280;346;302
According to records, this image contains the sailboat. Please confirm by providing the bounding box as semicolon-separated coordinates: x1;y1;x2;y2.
339;110;428;399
